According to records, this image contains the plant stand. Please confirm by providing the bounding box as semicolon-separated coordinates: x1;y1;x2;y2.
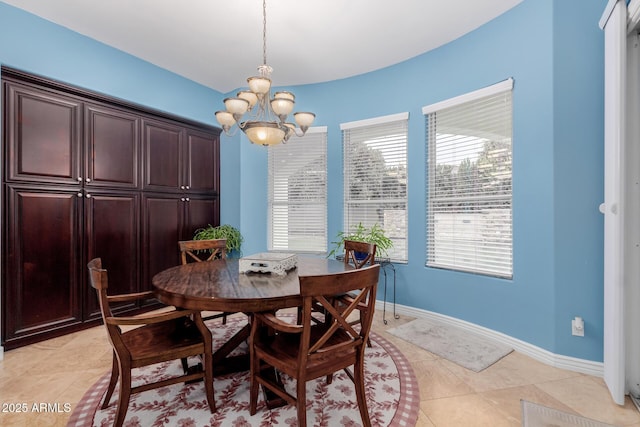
376;258;398;324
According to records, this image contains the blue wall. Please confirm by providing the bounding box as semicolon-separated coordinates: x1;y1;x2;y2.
237;0;606;361
0;0;607;361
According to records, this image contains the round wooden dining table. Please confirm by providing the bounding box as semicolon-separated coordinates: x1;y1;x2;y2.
152;256;352;313
152;256;352;385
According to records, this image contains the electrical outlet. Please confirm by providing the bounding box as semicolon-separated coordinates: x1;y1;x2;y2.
572;316;584;337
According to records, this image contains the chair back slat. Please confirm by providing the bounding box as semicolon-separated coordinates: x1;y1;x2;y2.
179;239;227;264
299;264;380;357
344;240;377;269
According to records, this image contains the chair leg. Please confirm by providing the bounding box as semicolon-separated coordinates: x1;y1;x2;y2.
353;356;372;427
203;351;216;413
360;311;372;347
249;355;260;415
101;352;119;409
296;376;308;427
113;368;132;427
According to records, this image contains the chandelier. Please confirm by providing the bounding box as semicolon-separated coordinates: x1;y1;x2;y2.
215;0;315;146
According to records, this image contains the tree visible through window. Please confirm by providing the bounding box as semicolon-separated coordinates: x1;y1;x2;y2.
424;79;513;278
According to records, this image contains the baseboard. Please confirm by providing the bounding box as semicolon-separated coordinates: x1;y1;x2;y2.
376;301;604;378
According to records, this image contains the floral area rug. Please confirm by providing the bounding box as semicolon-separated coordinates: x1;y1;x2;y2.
67;315;419;427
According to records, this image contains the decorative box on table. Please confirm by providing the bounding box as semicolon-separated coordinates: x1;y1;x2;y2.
239;253;298;276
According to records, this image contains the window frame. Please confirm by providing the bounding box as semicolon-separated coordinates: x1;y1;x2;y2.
423;78;514;278
267;126;328;254
340;113;409;263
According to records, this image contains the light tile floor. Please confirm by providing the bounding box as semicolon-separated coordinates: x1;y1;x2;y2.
1;311;639;427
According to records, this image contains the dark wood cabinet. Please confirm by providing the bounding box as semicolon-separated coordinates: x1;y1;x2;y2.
84;104;140;190
185;128;219;193
143;120;183;192
4;185;83;344
2;67;220;349
4;81;83;185
143;121;219;193
141;194;218;294
84;190;140;320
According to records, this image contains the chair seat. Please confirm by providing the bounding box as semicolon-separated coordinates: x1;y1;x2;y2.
254;325;359;379
122;318;205;367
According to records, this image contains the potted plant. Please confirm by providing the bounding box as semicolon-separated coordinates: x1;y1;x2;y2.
193;224;243;257
327;222;393;260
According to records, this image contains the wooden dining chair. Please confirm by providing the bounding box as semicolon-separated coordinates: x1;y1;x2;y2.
306;240;378;329
344;239;377;269
87;258;216;427
178;239;232;324
338;240;377;347
179;238;227;263
249;264;380;427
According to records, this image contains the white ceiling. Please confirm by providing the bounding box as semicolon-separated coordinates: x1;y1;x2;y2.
3;0;523;93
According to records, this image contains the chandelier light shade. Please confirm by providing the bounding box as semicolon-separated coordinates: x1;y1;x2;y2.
215;0;315;146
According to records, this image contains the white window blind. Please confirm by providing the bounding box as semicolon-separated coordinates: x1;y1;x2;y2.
424;80;513;278
268;128;327;253
341;113;408;262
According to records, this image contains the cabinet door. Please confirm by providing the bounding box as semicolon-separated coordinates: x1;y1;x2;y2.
185;128;220;193
184;195;219;237
141;194;184;292
4;82;82;185
4;185;82;348
85;104;140;189
84;191;140;320
143;120;183;192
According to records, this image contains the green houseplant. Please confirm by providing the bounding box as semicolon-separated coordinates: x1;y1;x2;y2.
328;222;393;259
193;224;243;257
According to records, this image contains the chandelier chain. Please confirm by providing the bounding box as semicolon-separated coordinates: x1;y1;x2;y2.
214;0;315;146
262;0;267;66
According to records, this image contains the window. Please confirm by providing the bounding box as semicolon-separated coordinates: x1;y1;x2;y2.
424;79;513;278
341;113;408;262
268;127;327;253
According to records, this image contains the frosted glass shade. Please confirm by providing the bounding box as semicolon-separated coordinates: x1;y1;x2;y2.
247;76;271;95
223;97;249;115
215;111;236;127
237;90;258;109
273;91;295;101
294;112;316;128
271;97;295;116
244;121;286;146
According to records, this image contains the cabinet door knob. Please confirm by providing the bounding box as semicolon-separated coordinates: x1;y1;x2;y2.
185;197;190;202
85;194;91;198
85;178;91;183
77;177;83;182
180;185;185;190
77;193;83;197
186;186;190;190
181;197;185;202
